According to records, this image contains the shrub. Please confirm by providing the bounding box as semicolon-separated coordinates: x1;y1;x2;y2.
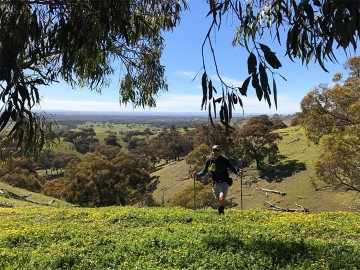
171;182;217;209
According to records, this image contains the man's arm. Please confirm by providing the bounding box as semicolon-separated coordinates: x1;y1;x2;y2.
227;158;243;176
229;163;239;175
192;159;210;178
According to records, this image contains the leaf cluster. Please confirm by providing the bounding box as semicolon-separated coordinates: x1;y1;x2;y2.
315;125;360;192
0;0;188;158
202;0;359;130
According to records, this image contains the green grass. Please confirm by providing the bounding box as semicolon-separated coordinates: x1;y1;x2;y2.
276;126;320;166
72;122;160;152
50;139;80;156
0;206;359;269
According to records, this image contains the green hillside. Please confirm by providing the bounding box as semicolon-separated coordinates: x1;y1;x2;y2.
0;182;71;208
1;124;357;212
151;126;359;212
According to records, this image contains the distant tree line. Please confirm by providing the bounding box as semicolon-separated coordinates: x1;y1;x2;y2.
1;114;288;207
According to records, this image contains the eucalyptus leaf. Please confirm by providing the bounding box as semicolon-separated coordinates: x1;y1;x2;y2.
251;73;263;101
273;77;278;109
247;53;257;74
241;76;251;96
201;72;207;110
208;103;214;126
208;80;213;100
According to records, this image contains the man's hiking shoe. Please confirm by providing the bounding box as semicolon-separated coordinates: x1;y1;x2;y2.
218;206;225;215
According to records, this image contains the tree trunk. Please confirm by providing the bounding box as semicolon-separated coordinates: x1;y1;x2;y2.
255;156;262;170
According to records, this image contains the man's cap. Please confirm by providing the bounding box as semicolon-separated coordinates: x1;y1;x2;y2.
212;145;220;151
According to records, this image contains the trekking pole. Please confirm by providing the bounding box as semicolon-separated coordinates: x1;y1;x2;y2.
239;158;244;211
193;175;196;210
240;170;243;211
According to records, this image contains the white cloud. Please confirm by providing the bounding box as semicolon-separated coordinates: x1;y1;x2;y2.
197;74;243;87
173;70;197;80
155;94;204;112
239;94;300;114
212;75;244;88
39;99;132;112
39;94;204;113
39;91;300;115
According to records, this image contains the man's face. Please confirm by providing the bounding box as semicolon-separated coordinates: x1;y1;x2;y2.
212;149;220;159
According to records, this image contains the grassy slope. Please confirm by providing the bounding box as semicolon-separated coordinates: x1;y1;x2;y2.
0;182;71;207
151;162;193;206
151;126;359;213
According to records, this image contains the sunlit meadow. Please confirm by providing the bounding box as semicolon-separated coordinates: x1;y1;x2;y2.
0;206;359;269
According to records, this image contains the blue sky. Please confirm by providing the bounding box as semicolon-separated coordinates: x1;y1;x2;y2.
38;0;358;115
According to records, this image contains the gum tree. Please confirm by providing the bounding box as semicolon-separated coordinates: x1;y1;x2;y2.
301;56;360;192
234;115;282;169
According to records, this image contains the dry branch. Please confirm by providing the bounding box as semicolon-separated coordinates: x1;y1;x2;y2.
0;189;48;206
265;201;309;213
7;191;32;200
315;185;332;191
260;188;286;196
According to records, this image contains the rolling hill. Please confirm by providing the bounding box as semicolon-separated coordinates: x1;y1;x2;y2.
151;126;359;213
1;124;358;213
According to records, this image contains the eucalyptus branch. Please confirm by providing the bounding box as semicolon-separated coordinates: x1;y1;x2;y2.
228;0;242;21
207;33;234;90
201;20;215;71
324;110;356;126
202;21;239;93
334;172;360;193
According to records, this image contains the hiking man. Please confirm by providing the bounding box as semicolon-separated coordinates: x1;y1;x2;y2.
192;145;243;215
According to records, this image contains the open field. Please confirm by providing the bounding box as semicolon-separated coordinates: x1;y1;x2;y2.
0;206;359;269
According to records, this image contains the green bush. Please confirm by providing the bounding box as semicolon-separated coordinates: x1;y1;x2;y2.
171;182;217;209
